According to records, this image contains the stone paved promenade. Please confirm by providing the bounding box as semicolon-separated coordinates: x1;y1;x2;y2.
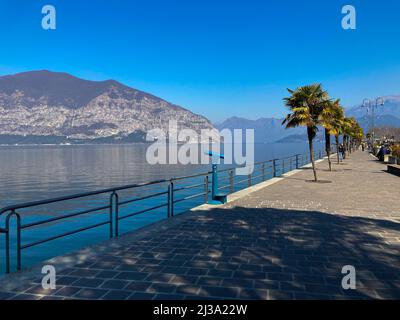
1;151;399;300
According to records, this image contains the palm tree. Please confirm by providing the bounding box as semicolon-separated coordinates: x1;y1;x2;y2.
283;84;329;182
342;117;357;157
328;103;345;164
320;99;341;171
347;120;363;151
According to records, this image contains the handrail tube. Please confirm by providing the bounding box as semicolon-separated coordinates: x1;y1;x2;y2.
173;182;205;193
234;178;251;186
118;190;168;206
217;185;231;190
21;220;111;250
171;171;212;182
173;192;207;204
21;204;111;229
0;179;169;216
118;202;169;221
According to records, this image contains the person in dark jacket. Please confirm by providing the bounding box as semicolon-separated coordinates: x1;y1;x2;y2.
338;144;345;161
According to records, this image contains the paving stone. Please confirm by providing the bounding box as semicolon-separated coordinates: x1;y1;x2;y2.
40;295;65;300
72;278;104;288
12;293;42;300
102;290;132;300
95;270;120;279
233;270;266;280
147;283;178;294
56;276;80;286
197;277;223;286
221;278;254;289
207;269;233;278
169;275;199;285
200;286;239;299
0;292;15;300
267;290;294;300
267;273;294;281
69;269;101;278
100;280;130;290
125;281;152;291
127;292;156;300
53;286;82;297
175;285;200;295
238;288;268;300
161;266;189;275
186;268;208;276
144;273;175;283
155;293;186;300
74;288;109;300
280;281;305;292
254;279;279;290
114;272;148;281
25;285;58;296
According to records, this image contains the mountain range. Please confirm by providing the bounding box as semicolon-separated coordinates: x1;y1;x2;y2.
215;116;310;143
1;70;399;145
0;70;216;143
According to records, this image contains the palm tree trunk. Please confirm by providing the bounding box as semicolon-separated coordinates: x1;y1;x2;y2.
307;127;317;182
343;135;348;159
335;135;340;164
325;128;332;171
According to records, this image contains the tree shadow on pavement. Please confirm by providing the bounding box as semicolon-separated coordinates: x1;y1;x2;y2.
174;206;400;300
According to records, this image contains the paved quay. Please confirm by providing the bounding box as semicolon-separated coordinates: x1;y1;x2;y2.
0;151;399;300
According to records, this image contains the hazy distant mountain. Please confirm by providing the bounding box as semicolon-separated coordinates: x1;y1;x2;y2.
216;96;400;144
346;95;400;132
215;116;306;143
347;95;400;119
0;70;217;143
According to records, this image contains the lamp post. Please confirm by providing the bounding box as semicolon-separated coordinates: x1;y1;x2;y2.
372;97;385;142
362;97;384;144
362;98;372;145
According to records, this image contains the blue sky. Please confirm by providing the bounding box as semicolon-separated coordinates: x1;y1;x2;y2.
1;0;400;122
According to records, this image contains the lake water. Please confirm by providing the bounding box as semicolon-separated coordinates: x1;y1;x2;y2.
0;142;322;274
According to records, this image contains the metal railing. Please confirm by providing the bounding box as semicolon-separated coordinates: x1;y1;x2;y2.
0;149;326;274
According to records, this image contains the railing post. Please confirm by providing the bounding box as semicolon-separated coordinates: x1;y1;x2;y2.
204;176;209;203
296;155;299;169
262;163;265;181
319;151;322;159
5;221;9;274
282;159;285;175
273;159;277;177
109;192;117;239
170;180;174;217
111;192;119;238
6;210;21;273
248;172;252;187
211;164;218;201
167;184;171;217
229;170;234;193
